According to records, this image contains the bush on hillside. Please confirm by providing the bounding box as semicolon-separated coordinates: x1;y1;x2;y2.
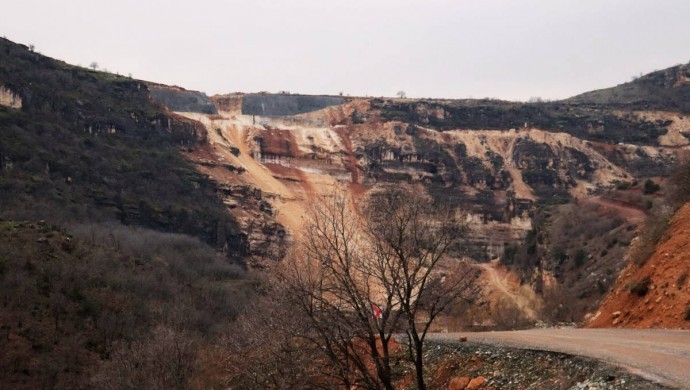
627;277;651;297
643;179;660;195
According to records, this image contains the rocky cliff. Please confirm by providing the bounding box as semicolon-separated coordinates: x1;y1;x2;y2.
3;32;689;325
150;71;690;318
153;87;687;261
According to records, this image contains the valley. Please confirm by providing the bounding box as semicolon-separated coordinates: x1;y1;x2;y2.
3;34;690;389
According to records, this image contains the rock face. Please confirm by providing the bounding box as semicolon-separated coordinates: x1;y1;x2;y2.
0;37;241;258
242;93;344;117
0;85;21;109
466;376;486;389
149;85;218;114
169;92;685;265
448;376;471;390
156;64;690;311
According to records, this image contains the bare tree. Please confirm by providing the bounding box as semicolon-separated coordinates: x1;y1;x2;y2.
93;326;196;390
396;91;406;99
273;185;477;390
223;287;327;389
364;187;478;390
28;44;35;52
278;188;390;389
89;62;99;71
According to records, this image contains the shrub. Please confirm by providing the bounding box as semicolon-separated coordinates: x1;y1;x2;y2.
643;179;660;195
574;249;587;267
677;270;689;290
615;181;632;190
628;277;651;297
491;297;532;330
631;207;672;265
667;159;690;207
552;248;568;264
501;244;518;265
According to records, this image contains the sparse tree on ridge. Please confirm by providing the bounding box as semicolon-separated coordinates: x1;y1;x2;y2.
396;90;406;99
89;61;99;71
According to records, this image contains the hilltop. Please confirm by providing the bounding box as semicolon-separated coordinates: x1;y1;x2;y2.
567;62;690;112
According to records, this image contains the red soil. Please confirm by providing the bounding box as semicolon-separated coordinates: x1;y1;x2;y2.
588;203;690;329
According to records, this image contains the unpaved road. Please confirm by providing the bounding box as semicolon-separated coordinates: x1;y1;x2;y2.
428;329;690;389
581;196;647;224
478;262;538;319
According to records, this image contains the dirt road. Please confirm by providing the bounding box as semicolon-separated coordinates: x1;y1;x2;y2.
580;196;647;224
478;262;539;319
428;328;690;389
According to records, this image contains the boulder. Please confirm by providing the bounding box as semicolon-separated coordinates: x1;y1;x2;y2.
448;376;471;390
466;376;486;389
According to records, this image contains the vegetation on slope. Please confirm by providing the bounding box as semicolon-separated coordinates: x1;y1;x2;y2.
588;202;690;329
0;220;255;389
587;159;690;328
0;38;257;388
500;186;657;322
0;37;245;256
567;62;690;111
375;62;690;145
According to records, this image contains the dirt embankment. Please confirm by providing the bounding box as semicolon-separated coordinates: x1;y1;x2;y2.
588;203;690;329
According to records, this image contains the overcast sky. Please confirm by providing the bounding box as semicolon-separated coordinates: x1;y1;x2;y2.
2;0;689;101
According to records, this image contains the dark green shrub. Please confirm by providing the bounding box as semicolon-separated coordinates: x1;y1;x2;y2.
677;270;688;290
574;249;587;267
643;179;660;194
553;248;568;264
628;277;651;297
615;181;632;190
502;244;517;265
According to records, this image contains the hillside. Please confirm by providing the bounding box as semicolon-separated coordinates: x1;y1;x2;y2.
0;220;254;389
0;37;245;256
4;32;681;323
153;84;690;319
568;62;690;112
3;32;690;386
588;202;690;329
0;38;257;388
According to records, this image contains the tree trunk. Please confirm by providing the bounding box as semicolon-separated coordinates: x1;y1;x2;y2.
406;330;414;361
408;319;426;390
413;339;425;390
371;336;394;390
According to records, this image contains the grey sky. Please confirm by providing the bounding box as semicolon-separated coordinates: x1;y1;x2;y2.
2;0;689;100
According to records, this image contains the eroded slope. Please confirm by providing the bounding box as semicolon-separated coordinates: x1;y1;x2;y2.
588;203;690;329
